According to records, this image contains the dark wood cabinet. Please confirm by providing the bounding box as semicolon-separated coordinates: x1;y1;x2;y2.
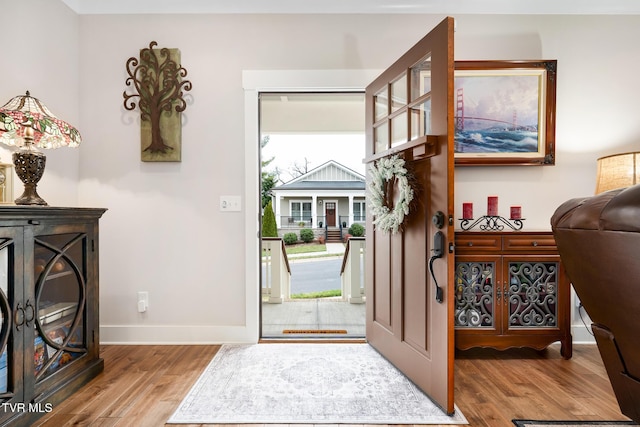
0;207;106;426
454;231;572;359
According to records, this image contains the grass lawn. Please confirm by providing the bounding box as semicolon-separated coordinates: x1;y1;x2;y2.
285;243;326;255
290;290;342;299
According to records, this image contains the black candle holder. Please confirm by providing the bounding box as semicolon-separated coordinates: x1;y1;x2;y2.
459;215;525;231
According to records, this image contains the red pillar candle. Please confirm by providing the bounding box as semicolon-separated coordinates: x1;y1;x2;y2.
510;206;522;220
462;203;473;219
487;196;498;216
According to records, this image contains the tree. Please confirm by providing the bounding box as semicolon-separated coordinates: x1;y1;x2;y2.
262;174;277;209
123;41;193;154
262;200;278;237
290;157;312;179
261;135;278;208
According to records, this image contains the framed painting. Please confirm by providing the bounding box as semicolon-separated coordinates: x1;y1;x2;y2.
454;60;557;166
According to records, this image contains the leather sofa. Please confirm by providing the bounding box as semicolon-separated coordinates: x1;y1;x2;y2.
551;186;640;423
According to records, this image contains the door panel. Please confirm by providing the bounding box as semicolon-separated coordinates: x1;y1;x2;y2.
325;202;336;227
365;17;455;414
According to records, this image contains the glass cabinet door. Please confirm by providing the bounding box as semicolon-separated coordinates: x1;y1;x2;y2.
34;232;88;381
454;258;496;328
505;258;559;330
0;238;12;395
0;227;24;419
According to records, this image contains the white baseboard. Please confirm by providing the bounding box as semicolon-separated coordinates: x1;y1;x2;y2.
100;325;259;345
101;324;596;346
571;323;595;344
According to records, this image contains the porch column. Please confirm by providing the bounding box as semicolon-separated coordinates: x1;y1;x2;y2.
274;194;281;228
311;195;317;228
348;195;354;226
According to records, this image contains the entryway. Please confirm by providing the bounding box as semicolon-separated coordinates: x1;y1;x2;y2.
259;92;366;340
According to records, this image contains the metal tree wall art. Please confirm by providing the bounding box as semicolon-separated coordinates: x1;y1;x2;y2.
123;41;192;162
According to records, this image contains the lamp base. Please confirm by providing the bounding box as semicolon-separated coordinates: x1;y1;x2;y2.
12;150;47;206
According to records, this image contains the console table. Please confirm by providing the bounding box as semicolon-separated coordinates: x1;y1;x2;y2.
454;231;572;359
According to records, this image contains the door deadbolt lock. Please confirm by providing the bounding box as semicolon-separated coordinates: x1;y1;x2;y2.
432;211;445;229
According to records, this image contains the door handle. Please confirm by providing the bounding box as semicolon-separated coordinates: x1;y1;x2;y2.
429;231;445;303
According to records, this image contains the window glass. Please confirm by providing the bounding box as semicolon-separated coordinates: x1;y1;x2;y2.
391;74;407;112
391;112;408;147
374;123;388;153
410;54;432;102
410;97;432;139
374;88;388;122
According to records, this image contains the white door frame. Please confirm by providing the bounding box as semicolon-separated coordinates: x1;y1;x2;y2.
243;69;380;342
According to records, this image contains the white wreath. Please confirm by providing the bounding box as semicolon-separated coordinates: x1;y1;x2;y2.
369;155;414;234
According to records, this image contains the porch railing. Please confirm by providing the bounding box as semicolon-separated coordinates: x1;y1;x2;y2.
338;215;366;229
279;216;313;229
262;237;290;303
340;237;366;304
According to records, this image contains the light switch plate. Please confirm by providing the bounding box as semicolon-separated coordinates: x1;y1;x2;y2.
220;195;242;212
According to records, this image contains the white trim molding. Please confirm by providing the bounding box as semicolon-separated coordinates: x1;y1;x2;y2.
242;69;381;343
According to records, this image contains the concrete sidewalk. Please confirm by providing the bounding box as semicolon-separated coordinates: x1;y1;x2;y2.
262;298;365;338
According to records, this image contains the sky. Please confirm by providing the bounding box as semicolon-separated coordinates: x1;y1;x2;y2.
261;133;366;183
455;73;540;128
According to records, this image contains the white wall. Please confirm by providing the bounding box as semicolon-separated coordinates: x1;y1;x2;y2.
9;3;640;343
0;0;81;206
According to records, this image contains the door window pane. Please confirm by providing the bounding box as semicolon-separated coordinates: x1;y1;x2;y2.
391;112;408;147
411;55;432;101
391;74;407;112
410;97;432;139
374;88;388;122
374;123;388;153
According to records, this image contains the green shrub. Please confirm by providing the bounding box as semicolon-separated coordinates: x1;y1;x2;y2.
300;228;314;243
283;232;298;245
348;223;365;237
262;200;278;237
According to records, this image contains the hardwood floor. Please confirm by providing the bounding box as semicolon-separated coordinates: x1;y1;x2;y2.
33;343;631;427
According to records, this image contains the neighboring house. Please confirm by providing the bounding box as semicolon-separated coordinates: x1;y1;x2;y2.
271;160;366;241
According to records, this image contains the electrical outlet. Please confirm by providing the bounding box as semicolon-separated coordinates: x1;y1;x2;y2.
137;291;149;313
220;195;242;212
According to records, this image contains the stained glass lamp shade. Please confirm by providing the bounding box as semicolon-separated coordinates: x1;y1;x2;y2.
0;91;81;205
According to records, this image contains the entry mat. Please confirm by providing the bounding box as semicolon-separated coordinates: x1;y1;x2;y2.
513;420;638;427
168;343;467;424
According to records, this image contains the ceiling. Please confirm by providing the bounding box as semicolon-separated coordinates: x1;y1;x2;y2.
61;0;640;15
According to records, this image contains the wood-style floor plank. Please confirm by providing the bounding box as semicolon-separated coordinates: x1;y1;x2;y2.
34;343;632;427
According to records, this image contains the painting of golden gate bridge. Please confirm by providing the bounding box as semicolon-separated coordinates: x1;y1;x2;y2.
454;70;544;155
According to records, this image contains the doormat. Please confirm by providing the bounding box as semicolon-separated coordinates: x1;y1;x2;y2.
513;420;638;427
168;343;467;424
282;329;348;334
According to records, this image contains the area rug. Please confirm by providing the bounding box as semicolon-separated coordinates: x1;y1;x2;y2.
168;343;467;424
513;420;638;427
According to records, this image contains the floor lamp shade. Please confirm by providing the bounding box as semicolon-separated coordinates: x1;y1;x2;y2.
595;152;640;194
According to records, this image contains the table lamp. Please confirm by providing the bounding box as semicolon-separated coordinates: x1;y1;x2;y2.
595;151;640;194
0;91;81;205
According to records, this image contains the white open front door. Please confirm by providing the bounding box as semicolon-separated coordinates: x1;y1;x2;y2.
364;17;455;414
